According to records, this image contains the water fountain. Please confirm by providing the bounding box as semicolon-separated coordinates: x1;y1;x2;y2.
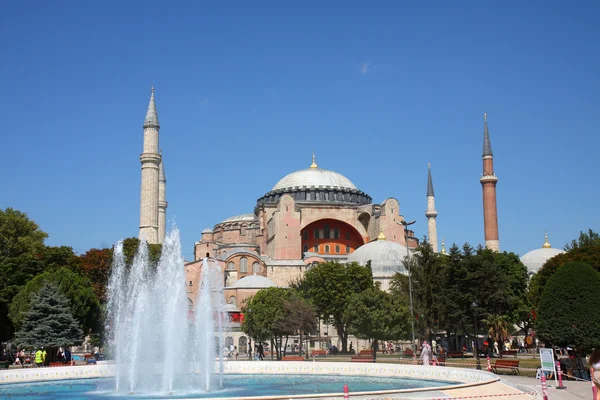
106;228;227;396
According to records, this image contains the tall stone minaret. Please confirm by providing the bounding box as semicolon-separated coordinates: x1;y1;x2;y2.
425;163;438;252
158;156;167;244
480;113;500;251
139;88;161;244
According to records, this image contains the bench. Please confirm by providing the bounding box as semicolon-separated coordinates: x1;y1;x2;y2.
0;361;9;369
311;350;327;357
501;350;518;358
49;362;71;367
359;350;374;356
351;356;374;363
492;359;520;375
282;356;305;361
403;349;415;357
446;351;465;358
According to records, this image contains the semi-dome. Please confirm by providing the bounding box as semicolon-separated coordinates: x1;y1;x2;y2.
272;168;357;191
520;233;565;275
220;214;257;223
231;274;277;289
346;238;408;275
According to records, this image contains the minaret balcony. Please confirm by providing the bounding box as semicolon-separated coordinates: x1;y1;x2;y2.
425;210;438;218
480;174;498;183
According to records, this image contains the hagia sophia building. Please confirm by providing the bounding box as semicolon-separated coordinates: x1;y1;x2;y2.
137;89;561;352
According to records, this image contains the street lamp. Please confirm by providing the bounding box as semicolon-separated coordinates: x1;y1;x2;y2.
247;308;252;360
401;219;416;352
472;302;481;370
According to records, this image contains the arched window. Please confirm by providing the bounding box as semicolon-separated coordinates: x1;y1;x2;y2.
314;229;319;239
227;261;235;270
314;245;319;252
319;229;324;239
239;337;248;354
303;244;308;252
346;245;351;253
240;257;248;273
229;296;237;307
335;245;340;253
303;231;308;240
188;298;193;310
324;245;330;253
240;225;246;235
334;228;339;239
252;262;261;273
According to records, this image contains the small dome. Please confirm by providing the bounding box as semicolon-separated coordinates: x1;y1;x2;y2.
231;274;277;289
521;248;564;275
221;214;257;223
202;228;213;234
346;240;408;275
272;168;357;191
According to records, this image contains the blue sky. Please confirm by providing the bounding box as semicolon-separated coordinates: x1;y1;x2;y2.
1;1;598;259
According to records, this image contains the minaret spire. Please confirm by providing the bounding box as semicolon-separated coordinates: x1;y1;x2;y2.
425;163;438;252
480;113;500;251
139;87;161;244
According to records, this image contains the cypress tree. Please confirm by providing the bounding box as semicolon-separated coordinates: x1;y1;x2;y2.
13;282;83;354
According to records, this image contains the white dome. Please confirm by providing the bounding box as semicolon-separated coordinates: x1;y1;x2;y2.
201;228;213;234
520;247;564;275
231;274;277;289
346;240;408;275
272;168;357;191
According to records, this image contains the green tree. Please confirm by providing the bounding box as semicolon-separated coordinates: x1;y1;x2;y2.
0;208;48;341
529;230;600;307
344;287;410;360
536;261;600;350
122;237;162;267
292;261;373;352
13;282;83;360
274;291;317;358
78;248;112;301
9;267;101;334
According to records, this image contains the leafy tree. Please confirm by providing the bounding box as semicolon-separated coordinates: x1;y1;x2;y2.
41;246;81;271
536;261;600;350
292;261;373;352
13;282;83;360
481;313;510;343
9;267;101;334
344;287;410;360
122;237;162;267
273;291;317;358
0;208;48;341
530;230;600;307
78;248;112;301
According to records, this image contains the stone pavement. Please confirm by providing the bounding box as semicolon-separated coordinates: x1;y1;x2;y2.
502;375;594;400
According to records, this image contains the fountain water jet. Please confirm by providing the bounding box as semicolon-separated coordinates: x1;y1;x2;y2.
106;227;227;396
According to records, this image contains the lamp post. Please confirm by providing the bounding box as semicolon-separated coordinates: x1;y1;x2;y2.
247;308;252;360
472;302;481;370
401;219;416;351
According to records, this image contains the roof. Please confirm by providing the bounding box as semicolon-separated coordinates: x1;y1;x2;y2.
272;167;357;191
346;239;408;275
220;214;257;223
483;113;492;156
427;163;434;197
520;247;565;275
144;88;160;128
201;228;213;234
231;274;277;289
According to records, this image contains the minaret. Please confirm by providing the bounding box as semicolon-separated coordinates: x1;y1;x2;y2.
425;163;438;252
158;154;167;244
139;87;161;244
480;113;500;251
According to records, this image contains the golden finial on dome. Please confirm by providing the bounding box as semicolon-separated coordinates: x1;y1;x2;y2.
543;231;551;248
377;227;386;240
441;237;446;254
484;112;487;121
310;151;318;168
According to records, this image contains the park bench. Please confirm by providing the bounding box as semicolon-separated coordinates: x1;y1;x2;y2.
351;356;374;363
282;356;305;361
311;350;327;357
49;362;70;367
84;354;97;365
501;350;518;358
492;359;520;375
403;349;414;357
359;350;374;356
447;351;465;358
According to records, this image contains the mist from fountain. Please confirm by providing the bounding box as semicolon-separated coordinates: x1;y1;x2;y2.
106;228;227;396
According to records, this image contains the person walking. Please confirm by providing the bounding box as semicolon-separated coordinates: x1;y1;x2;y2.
421;341;432;366
589;348;600;400
35;348;43;367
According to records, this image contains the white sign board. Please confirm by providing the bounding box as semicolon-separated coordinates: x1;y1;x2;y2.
539;348;558;386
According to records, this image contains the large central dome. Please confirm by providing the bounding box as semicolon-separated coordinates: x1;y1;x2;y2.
256;156;372;207
272;167;357;191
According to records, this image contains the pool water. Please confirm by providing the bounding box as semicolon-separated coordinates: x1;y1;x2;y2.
0;374;457;399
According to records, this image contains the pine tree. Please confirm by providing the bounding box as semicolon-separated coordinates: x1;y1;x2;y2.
13;282;83;351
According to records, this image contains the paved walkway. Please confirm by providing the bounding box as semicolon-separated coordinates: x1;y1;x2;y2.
502;375;593;400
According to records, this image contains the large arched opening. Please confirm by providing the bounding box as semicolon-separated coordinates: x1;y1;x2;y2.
301;219;364;257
